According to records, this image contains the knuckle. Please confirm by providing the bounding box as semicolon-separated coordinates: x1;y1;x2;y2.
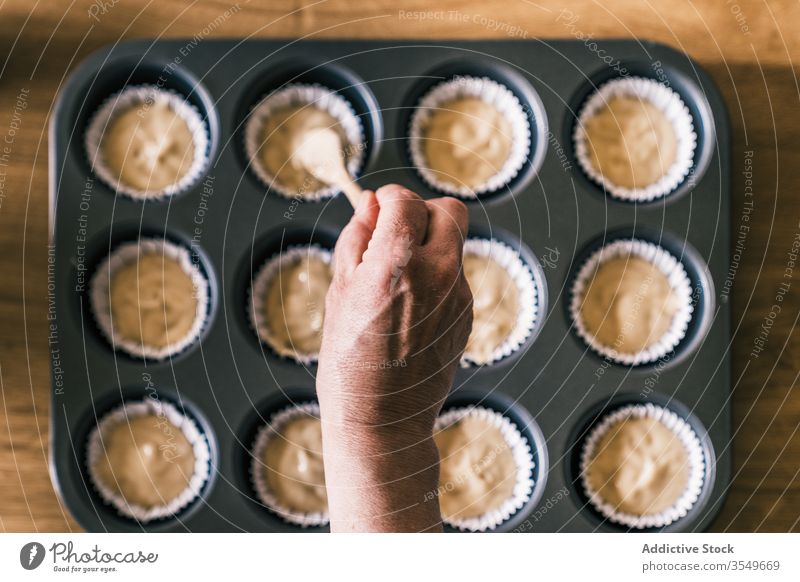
435;196;467;217
430;197;468;227
377;183;420;203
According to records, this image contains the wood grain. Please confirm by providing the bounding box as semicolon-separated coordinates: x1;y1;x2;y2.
0;0;798;532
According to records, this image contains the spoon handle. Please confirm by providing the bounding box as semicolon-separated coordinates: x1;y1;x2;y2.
340;177;363;208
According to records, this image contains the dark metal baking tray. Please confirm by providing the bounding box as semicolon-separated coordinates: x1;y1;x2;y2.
49;38;730;532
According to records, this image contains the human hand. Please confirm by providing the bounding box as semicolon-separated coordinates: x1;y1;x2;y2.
316;184;472;531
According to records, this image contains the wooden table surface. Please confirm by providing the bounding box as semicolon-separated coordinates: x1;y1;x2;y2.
0;0;798;533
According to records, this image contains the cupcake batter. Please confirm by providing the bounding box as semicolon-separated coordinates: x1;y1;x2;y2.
422;97;512;189
583;96;677;189
262;416;328;514
260;105;350;194
93;414;196;509
109;252;199;350
584;416;690;516
434;416;517;520
578;255;681;354
262;254;332;357
100;99;196;194
463;253;520;364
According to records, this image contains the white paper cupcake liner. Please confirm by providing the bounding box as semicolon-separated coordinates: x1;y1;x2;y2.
570;238;694;366
86;399;211;522
573;76;697;202
85;85;210;200
461;238;539;367
409;76;531;198
89;238;210;360
580;403;706;529
244;84;365;201
250;402;329;527
248;245;332;364
434;406;535;532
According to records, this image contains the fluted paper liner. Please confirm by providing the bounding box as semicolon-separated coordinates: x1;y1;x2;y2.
90;238;210;360
461;238;539;367
250;402;329;527
573;76;697;202
434;406;535;532
248;245;332;365
87;399;211;522
409;76;531;198
579;403;706;529
244;84;365;201
86;85;210;200
570;238;694;366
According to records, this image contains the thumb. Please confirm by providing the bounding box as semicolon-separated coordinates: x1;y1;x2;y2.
332;190;379;286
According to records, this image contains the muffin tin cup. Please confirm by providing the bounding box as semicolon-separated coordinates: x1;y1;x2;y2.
248;244;332;365
569;238;694;366
86;399;212;522
250;402;329;528
408;76;531;199
244;84;365;201
434;406;535;532
89;238;210;360
573;76;697;202
579;403;706;529
461;238;539;367
85;85;210;200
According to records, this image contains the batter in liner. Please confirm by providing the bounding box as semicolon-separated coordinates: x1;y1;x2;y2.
262;254;332;358
92;414;196;509
578;255;681;354
434;416;517;520
259;105;350;195
584;415;690;516
583;96;677;190
463;253;520;364
99;99;196;194
261;415;328;514
422;97;513;190
109;252;199;350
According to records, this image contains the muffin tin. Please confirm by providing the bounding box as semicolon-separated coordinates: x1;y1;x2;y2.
48;39;730;532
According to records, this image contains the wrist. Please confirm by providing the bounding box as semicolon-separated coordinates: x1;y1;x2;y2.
321;413;439;483
320;418;442;532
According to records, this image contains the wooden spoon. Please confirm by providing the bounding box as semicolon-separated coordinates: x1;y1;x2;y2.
293;127;362;207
